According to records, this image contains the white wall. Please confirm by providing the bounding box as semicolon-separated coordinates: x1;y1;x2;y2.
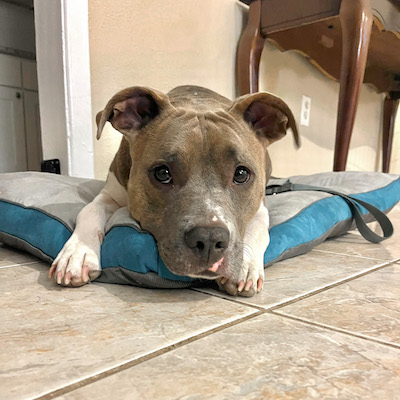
61;0;94;178
0;1;35;55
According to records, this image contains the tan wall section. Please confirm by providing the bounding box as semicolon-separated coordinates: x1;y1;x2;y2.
88;1;399;179
391;114;400;174
258;40;390;176
88;0;245;179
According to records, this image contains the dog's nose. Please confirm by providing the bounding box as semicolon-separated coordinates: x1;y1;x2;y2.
184;225;230;263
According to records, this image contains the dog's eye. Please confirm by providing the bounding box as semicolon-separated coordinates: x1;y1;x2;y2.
233;166;250;184
154;165;172;184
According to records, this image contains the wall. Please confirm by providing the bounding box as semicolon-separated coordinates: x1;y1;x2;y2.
390;114;400;174
88;0;399;179
0;1;35;57
258;40;388;176
88;0;245;179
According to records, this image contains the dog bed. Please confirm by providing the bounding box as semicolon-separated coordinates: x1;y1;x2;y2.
0;171;399;288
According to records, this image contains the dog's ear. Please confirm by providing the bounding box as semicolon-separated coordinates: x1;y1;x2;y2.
229;92;300;147
96;87;171;139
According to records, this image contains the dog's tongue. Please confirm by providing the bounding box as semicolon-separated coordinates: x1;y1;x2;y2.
209;257;224;273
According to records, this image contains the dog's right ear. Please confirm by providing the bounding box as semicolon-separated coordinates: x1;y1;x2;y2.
96;87;171;139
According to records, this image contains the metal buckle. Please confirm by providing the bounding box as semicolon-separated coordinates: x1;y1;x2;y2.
265;180;293;195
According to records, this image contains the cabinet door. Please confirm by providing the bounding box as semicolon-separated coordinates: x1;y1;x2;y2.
0;54;22;88
24;91;42;171
0;86;27;172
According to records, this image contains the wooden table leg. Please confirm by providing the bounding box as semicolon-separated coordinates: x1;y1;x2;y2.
237;0;265;95
382;93;399;173
333;0;373;171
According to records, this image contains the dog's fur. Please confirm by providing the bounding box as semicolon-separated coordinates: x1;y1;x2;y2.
49;85;298;297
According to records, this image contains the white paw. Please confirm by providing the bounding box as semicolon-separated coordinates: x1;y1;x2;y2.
217;258;264;298
237;257;265;294
49;234;101;287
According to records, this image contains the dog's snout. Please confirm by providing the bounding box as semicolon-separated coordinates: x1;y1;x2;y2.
184;226;230;263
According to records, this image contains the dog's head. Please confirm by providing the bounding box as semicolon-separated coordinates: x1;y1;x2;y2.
96;86;299;281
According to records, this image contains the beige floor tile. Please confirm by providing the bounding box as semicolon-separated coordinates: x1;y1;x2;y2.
196;250;388;309
275;263;400;346
313;204;400;262
0;243;39;268
0;263;256;400
58;313;400;400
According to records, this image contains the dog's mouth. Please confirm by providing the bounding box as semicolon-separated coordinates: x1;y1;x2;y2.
157;233;239;280
184;256;227;279
161;251;228;279
208;257;224;272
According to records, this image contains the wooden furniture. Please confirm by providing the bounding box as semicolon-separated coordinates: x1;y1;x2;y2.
237;0;400;172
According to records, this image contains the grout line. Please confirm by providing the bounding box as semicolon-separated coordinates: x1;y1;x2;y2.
33;310;265;400
0;261;42;269
25;256;400;398
190;287;266;311
266;260;396;311
313;248;400;263
271;311;400;350
191;260;396;313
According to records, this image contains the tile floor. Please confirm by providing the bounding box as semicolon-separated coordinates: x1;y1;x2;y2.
1;205;399;400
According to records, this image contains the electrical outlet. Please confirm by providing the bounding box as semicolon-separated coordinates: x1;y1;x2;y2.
300;95;311;127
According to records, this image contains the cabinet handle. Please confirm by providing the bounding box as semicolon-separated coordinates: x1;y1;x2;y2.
16;92;21;99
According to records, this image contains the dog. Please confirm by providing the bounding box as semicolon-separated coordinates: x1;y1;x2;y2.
49;85;299;297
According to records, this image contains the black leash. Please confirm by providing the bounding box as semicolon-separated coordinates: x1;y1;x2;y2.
265;180;393;243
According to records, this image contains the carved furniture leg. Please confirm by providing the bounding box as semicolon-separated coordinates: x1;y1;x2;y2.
382;93;399;173
333;0;373;171
237;0;265;95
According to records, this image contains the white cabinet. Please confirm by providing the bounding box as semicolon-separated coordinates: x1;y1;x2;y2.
0;86;26;172
0;54;21;88
0;54;41;173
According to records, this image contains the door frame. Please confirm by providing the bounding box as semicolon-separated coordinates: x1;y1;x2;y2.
34;0;94;178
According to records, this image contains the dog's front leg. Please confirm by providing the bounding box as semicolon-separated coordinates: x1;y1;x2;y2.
218;200;269;297
49;173;127;286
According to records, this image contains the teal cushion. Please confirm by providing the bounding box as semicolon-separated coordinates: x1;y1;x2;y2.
0;171;399;288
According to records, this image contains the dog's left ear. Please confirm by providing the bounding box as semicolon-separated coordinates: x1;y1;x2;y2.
229;92;300;147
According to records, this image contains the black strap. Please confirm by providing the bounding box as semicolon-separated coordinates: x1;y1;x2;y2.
266;180;393;243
